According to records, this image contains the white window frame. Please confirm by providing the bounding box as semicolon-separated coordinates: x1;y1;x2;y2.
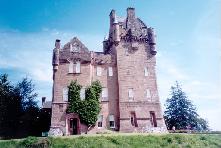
80;88;85;100
128;88;134;101
101;88;108;101
76;61;81;73
144;67;148;76
96;66;102;76
63;87;68;102
146;89;151;100
69;61;74;73
70;43;73;52
108;67;113;76
109;115;115;128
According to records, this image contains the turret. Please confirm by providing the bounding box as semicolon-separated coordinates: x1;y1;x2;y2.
52;39;60;70
127;7;135;19
113;18;120;42
148;28;157;55
109;9;120;43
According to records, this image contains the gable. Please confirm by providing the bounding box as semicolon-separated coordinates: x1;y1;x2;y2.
59;37;91;63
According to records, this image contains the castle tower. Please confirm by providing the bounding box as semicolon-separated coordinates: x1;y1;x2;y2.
106;8;166;132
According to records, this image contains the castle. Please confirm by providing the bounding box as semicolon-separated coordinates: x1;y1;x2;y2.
50;8;166;136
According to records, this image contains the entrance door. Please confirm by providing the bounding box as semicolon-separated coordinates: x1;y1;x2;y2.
70;118;78;135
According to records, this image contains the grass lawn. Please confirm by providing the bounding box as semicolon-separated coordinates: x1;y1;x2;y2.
0;133;221;148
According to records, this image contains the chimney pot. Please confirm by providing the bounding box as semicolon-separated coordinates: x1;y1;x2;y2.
55;39;61;49
42;97;46;106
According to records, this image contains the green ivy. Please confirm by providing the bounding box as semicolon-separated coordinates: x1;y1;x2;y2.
67;80;102;127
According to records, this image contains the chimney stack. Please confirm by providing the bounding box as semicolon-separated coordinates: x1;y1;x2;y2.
55;39;61;49
42;97;46;107
127;7;135;19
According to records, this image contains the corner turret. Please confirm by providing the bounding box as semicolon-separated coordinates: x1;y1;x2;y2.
148;28;157;55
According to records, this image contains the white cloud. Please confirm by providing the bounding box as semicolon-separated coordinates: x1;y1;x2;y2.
0;29;103;103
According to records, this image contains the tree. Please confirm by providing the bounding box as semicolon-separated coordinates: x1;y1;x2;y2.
164;81;209;131
0;74;22;138
67;80;102;133
0;74;41;138
16;78;40;137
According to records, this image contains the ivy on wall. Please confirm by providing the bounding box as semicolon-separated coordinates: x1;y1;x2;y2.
67;80;102;127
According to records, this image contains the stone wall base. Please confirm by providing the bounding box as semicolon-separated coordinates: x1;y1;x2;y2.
48;126;64;136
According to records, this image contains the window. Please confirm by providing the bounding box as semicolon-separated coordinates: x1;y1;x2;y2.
130;112;138;127
144;67;148;76
59;104;63;112
97;67;102;76
63;87;68;101
102;88;108;101
146;89;151;99
76;61;81;73
108;67;113;76
150;111;157;127
98;115;103;127
69;61;74;73
109;115;115;128
125;48;129;56
80;88;85;100
128;88;134;100
70;43;73;52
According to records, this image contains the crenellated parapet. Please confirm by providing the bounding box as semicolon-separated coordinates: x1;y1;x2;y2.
105;7;157;56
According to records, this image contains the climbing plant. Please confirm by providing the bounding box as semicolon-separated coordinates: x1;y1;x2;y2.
67;80;102;129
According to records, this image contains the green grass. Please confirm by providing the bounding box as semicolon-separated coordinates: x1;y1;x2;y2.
0;134;221;148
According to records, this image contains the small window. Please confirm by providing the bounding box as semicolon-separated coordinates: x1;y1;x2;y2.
146;89;151;99
70;43;73;52
63;87;68;102
76;61;81;73
150;111;157;127
59;104;63;112
97;67;102;76
108;67;113;76
130;112;138;127
125;48;129;56
69;61;74;73
109;115;115;128
128;88;134;100
98;115;103;127
102;88;108;101
80;88;85;100
144;67;148;76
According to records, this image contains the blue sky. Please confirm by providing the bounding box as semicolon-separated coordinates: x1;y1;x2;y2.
0;0;220;130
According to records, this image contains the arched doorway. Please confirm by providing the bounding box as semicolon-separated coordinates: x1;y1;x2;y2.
66;113;81;135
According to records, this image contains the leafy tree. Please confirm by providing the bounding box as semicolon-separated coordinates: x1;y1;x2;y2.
0;74;41;138
16;78;40;137
164;81;209;131
0;74;22;138
17;78;38;111
67;80;102;132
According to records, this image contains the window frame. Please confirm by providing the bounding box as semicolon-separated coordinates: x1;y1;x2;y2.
63;87;68;102
109;115;115;128
108;67;113;76
96;66;102;76
128;88;134;101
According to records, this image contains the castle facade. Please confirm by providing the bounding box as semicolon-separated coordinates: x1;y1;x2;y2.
50;8;166;135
